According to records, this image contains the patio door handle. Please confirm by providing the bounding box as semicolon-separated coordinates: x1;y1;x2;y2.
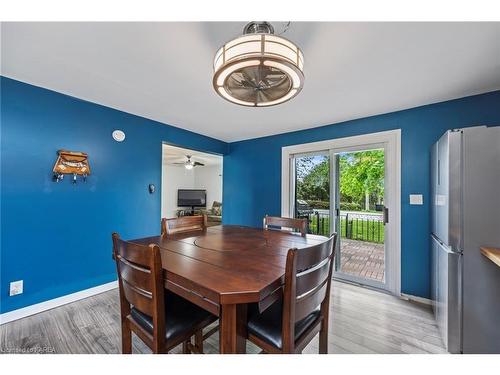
335;208;340;217
383;207;389;225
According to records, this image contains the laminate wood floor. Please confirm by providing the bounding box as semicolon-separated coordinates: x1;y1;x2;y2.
0;281;447;354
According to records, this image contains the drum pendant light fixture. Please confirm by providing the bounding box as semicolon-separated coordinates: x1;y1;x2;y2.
213;22;304;107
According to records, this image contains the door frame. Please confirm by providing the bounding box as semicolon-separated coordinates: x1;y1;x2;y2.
281;129;401;295
161;142;224;221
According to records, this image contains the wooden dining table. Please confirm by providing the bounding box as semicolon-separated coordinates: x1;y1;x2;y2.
129;224;327;354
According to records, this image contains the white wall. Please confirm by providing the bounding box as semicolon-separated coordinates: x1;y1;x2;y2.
161;162;222;218
194;164;223;209
161;164;195;218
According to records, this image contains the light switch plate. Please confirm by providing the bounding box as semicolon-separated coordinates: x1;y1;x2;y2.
9;280;23;296
409;194;423;205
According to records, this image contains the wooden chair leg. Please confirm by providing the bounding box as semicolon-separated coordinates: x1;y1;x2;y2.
182;340;191;354
194;330;204;354
319;318;328;354
122;322;132;354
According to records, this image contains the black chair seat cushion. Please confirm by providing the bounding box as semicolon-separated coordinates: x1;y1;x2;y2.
247;299;321;350
130;291;214;342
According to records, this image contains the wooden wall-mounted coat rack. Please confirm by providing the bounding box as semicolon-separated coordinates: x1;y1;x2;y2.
52;150;90;183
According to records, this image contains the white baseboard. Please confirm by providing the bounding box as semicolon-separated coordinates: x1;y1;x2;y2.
400;293;433;306
0;280;118;325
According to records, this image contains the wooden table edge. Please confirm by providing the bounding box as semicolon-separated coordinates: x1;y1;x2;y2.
480;246;500;268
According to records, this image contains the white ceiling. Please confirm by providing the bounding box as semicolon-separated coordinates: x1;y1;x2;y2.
2;22;499;142
162;144;222;167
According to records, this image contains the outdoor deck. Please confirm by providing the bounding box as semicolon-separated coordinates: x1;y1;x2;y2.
339;239;385;282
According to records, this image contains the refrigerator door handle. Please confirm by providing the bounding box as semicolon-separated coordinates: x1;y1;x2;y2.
437;159;441;185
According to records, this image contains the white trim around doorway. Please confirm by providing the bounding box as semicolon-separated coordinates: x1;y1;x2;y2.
281;129;401;296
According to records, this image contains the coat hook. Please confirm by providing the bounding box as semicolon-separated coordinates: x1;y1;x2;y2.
53;173;64;182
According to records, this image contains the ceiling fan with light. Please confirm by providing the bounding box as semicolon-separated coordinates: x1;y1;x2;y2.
173;155;205;170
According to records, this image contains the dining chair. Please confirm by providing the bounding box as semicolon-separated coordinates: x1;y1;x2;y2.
246;233;337;354
263;215;308;237
112;232;217;354
161;215;207;236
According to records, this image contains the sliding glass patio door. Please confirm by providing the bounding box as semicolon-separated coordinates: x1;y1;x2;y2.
330;145;387;290
289;142;391;292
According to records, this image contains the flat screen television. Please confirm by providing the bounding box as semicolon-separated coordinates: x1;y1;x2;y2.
177;189;206;208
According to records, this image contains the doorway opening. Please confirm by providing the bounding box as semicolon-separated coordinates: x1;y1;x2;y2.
282;130;401;294
161;144;223;226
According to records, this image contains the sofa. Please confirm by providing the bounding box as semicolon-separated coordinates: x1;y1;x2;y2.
204;201;222;225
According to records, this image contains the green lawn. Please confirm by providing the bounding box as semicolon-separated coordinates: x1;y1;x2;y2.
308;216;385;244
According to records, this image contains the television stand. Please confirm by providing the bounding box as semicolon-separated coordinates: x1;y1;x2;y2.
176;207;202;217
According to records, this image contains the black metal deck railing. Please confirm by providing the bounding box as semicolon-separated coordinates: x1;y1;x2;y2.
301;211;384;244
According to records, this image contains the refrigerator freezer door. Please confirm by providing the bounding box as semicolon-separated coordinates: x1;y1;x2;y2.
431;235;462;353
433;130;462;250
431;142;438;237
434;132;449;243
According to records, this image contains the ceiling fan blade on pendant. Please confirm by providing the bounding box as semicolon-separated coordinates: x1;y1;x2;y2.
263;82;291;103
256;89;274;104
225;86;257;103
193;162;205;167
172;162;187;165
231;75;254;89
264;72;288;89
240;67;260;86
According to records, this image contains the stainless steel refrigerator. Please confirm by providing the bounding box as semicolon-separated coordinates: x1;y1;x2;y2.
431;125;500;353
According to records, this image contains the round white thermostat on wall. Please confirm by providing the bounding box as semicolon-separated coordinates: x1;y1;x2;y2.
112;130;126;142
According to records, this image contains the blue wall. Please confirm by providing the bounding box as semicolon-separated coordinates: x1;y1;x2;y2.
222;91;500;298
0;77;228;313
2;75;500;313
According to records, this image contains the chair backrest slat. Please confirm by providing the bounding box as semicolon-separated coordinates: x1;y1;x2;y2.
295;257;331;297
295;279;329;322
119;258;153;295
162;215;207;236
115;239;153;266
263;215;307;237
295;239;333;271
121;278;155;316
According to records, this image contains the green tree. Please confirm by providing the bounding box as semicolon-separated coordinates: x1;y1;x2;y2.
297;159;329;201
339;150;384;210
295;156;315;180
295;150;384;212
296;156;329;202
